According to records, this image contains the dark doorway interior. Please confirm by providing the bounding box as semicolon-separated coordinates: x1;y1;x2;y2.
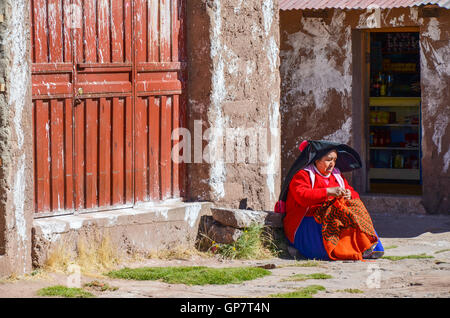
368;31;422;195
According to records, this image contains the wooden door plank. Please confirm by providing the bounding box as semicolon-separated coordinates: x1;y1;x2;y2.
48;0;64;63
125;95;133;203
62;0;73;63
85;98;98;209
111;0;125;63
99;97;112;207
33;0;49;63
171;0;179;62
148;96;160;199
134;97;148;202
124;0;133;63
171;94;180;197
160;95;172;199
74;99;85;210
160;0;171;62
64;98;74;210
134;0;147;63
35;100;51;212
84;0;97;62
97;0;111;63
112;97;125;204
50;99;65;211
148;0;160;62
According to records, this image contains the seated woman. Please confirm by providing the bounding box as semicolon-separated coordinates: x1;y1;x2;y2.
275;140;384;261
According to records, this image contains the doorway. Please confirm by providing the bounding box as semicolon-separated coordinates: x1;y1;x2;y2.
366;29;422;195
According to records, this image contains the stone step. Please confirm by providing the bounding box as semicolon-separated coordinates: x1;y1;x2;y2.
211;206;284;229
360;194;427;215
32;201;212;267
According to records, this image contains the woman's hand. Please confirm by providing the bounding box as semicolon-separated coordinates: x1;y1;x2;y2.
343;189;352;200
326;187;347;198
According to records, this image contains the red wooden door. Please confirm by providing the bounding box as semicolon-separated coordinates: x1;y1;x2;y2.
32;0;186;215
32;0;75;215
134;0;186;202
72;0;134;212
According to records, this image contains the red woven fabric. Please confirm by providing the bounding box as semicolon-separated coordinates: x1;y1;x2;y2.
314;197;378;260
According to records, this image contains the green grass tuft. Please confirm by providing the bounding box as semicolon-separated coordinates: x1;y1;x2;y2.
37;285;94;298
282;273;333;282
211;224;279;260
382;253;434;261
434;249;450;254
269;285;326;298
105;266;271;285
336;288;364;294
384;245;398;250
280;260;321;268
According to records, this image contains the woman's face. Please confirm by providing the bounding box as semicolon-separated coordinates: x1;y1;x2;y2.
315;150;338;175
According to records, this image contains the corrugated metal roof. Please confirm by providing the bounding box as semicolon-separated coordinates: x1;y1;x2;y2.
279;0;450;10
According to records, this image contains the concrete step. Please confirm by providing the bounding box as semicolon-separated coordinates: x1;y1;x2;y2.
360;194;427;215
32;201;212;268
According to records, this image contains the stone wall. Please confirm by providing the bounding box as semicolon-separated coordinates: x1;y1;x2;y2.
0;0;34;276
186;0;281;211
280;7;450;214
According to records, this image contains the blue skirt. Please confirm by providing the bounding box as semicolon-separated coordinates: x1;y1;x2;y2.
292;216;385;260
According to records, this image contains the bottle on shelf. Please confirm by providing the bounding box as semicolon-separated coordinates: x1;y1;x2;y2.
373;129;378;147
380;73;386;97
385;130;391;146
372;75;380;97
410;154;419;169
386;73;394;96
394;151;404;169
379;129;384;146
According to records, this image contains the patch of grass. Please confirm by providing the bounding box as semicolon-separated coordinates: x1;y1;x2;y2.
105;266;271;285
269;285;326;298
384;245;398;250
37;285;94;298
220;225;280;260
435;249;450;254
279;260;322;268
282;273;333;282
83;280;118;292
336;288;364;294
382;253;434;261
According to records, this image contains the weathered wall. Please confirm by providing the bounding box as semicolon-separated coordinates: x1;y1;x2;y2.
0;0;34;276
186;0;281;211
280;7;450;214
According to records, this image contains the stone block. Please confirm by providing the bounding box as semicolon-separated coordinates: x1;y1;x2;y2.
208;222;243;245
360;194;427;215
211;207;283;228
31;202;212;267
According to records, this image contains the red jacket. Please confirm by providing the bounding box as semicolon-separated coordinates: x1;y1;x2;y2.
283;169;360;244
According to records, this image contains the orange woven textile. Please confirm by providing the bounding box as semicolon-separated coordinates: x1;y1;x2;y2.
314;198;378;260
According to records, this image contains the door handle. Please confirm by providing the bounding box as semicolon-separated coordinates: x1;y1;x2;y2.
74;87;83;106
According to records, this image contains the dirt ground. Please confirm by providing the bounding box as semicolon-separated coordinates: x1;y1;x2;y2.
1;212;449;299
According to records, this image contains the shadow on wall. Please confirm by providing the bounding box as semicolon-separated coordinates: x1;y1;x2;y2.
371;213;450;238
